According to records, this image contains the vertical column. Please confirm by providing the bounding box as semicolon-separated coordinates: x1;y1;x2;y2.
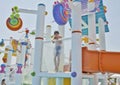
42;78;48;85
32;3;45;85
89;78;94;85
30;48;34;65
103;74;108;85
116;77;120;85
6;46;12;66
88;2;98;84
6;46;12;85
88;2;96;50
56;78;63;85
43;25;51;85
97;18;107;85
25;40;31;66
98;18;106;50
15;42;27;85
71;2;82;85
93;74;99;85
58;25;65;72
46;25;51;40
16;42;27;65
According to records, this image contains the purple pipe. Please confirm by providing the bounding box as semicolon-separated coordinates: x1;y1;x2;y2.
16;64;22;74
0;64;6;73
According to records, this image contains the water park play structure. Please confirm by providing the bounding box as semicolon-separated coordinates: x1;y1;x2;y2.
0;0;120;85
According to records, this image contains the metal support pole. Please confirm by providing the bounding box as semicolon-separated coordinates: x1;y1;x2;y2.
71;2;82;85
98;18;106;50
88;2;96;50
58;25;65;72
32;4;45;85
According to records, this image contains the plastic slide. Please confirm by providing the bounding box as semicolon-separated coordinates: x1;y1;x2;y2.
82;47;120;74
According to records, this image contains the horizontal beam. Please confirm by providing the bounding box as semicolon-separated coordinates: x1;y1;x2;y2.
38;72;71;78
38;72;96;79
19;8;37;14
82;22;106;29
82;11;96;16
44;37;71;43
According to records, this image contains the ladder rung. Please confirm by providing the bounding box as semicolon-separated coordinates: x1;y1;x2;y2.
38;72;71;78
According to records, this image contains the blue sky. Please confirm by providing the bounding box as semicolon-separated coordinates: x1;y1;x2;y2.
0;0;120;51
104;0;120;51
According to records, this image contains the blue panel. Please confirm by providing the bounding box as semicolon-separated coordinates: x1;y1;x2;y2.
82;28;88;35
81;0;109;35
82;15;88;24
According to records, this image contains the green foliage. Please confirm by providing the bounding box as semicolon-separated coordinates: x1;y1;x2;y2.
31;72;36;77
30;31;35;35
10;14;14;19
10;6;20;19
13;6;19;13
15;14;20;18
14;6;18;10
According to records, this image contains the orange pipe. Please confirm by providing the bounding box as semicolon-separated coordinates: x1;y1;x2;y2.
82;47;120;74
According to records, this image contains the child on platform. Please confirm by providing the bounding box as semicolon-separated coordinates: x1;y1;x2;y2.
52;31;62;72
